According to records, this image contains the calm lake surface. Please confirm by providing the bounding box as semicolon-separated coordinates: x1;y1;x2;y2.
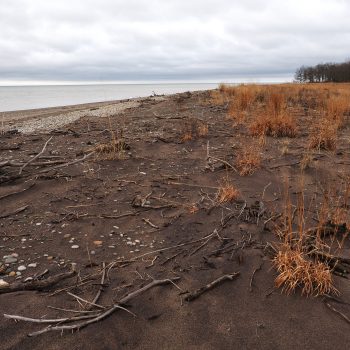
0;83;218;112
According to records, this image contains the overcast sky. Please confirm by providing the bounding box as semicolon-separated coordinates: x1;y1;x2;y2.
1;0;349;84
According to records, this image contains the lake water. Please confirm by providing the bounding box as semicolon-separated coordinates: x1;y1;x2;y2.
0;83;218;112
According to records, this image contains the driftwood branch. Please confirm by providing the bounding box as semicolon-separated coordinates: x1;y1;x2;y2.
0;270;77;294
185;272;240;302
4;277;180;336
19;136;53;174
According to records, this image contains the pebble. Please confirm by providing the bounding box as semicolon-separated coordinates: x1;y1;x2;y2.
90;250;96;255
28;263;37;268
126;241;133;246
93;240;103;246
8;271;16;277
24;277;33;282
16;272;21;276
47;256;54;260
0;279;9;289
17;265;26;271
71;245;79;249
64;234;71;238
4;256;17;264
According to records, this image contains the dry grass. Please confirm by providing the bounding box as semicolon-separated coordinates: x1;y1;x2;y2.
249;111;297;138
216;180;240;203
236;142;262;176
271;182;341;297
181;119;209;142
308;119;337;151
273;245;336;296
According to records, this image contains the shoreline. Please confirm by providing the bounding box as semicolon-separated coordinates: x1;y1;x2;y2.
0;94;171;134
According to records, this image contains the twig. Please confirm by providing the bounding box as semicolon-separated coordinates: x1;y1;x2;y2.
67;292;105;310
19;137;53;175
0;205;29;219
142;218;159;229
249;262;263;292
0;184;35;201
325;302;350;324
0;270;76;294
185;273;240;302
86;262;106;310
26;277;180;336
38;152;95;174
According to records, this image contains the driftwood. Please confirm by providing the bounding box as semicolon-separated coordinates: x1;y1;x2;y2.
0;270;77;294
0;205;29;219
185;272;240;302
4;277;180;336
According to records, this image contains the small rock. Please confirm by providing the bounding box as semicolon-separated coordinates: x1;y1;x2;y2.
90;250;96;255
64;234;71;238
4;256;17;264
24;277;33;282
0;279;9;289
47;256;54;260
18;265;26;271
71;245;79;249
28;263;37;268
93;240;103;246
126;241;133;246
16;271;21;276
8;271;16;277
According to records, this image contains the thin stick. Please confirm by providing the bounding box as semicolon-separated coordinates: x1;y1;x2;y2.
185;273;240;302
0;184;35;201
0;205;29;219
67;292;105;310
19;137;53;174
4;314;98;324
86;262;106;310
0;270;76;294
27;277;180;336
38;152;95;174
325;302;350;324
249;262;263;292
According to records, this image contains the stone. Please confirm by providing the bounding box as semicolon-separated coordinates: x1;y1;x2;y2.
28;263;37;268
17;265;26;271
93;240;103;246
24;277;33;282
0;279;9;289
64;234;71;238
71;245;79;249
4;256;17;264
8;271;16;277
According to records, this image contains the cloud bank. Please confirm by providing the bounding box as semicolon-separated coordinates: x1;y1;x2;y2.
1;0;349;83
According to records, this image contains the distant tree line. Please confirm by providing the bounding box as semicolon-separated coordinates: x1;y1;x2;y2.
295;60;350;83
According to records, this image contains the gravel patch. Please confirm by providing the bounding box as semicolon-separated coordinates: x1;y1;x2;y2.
15;100;140;134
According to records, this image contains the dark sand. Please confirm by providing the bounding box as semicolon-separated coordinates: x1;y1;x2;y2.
1;90;350;349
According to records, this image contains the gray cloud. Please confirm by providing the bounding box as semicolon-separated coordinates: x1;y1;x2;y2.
1;0;349;83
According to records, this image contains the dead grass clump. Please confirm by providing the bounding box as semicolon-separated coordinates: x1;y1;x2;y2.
216;181;240;203
325;95;350;128
250;112;297;138
197;122;209;137
273;245;336;296
181;119;209;142
91;138;128;160
271;182;339;297
267;91;286;117
236;143;262;176
308;119;337;151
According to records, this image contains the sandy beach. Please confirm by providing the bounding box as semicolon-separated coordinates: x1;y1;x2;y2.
1;87;350;350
